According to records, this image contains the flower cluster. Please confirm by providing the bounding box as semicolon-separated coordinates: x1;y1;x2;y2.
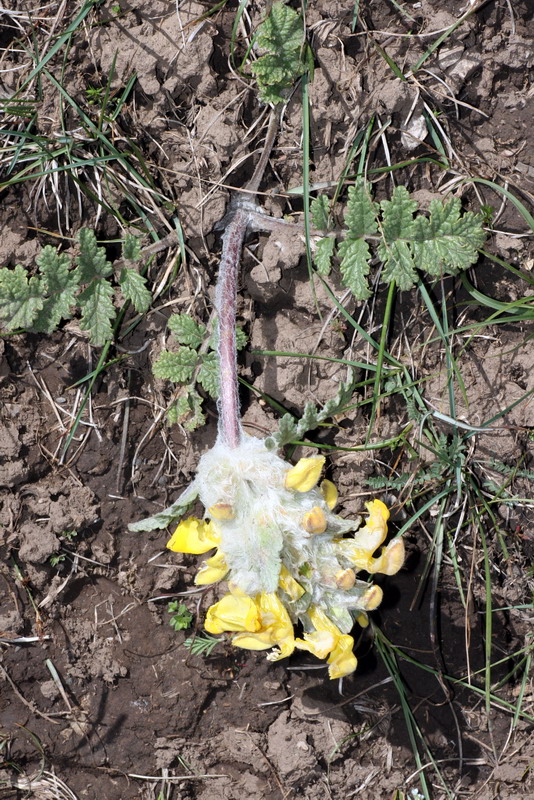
167;436;404;679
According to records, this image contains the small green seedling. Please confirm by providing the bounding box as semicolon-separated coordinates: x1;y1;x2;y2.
0;230;150;345
153;313;247;431
183;633;221;657
167;601;193;632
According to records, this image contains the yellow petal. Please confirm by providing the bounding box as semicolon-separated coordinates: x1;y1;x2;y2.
208;503;235;520
295;630;336;659
355;612;369;628
279;565;305;600
166;517;219;554
302;506;327;534
194;550;229;585
327;635;357;679
352;499;390;552
204;593;260;634
307;606;343;640
232;631;274;651
285;456;325;492
320;479;338;510
369;538;405;575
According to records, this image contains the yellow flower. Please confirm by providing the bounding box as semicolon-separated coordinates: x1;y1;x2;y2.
166;517;219;554
336;500;403;575
233;592;295;659
295;606;357;679
194;550;229;585
320;479;338;510
205;593;260;634
285;456;325;492
278;565;305;601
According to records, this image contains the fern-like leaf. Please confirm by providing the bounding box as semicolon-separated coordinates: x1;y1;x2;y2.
197;352;219;397
250;2;305;104
168;314;206;348
379;240;418;290
0;265;43;330
153;348;198;382
78;279;116;345
77;228;113;281
380;186;418;242
119;268;151;313
314;236;335;276
412;199;485;276
344;180;379;237
311;195;330;230
338;238;372;300
122;233;142;262
33;247;78;333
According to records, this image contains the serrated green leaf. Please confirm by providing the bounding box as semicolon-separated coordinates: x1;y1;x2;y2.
314;236;335;276
380;186;418;242
128;483;199;532
153;348;198;382
77;228;113;282
295;403;320;439
412;199;485;276
78;278;115;345
344;180;379;237
311;195;330;230
256;2;304;53
167;313;206;348
265;412;299;450
119;268;151;312
0;265;44;330
318;376;356;421
379;240;417;290
33;246;78;332
169;391;206;431
197;352;219;397
251;2;305;103
235;326;248;351
122;233;141;261
338;238;372;300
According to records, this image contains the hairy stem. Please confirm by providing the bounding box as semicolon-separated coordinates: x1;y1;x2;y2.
215;108;280;448
216;207;249;448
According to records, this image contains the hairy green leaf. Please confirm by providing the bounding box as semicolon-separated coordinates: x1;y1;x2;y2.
380;186;418;242
314;236;335;276
168;313;206;348
412;199;485;275
311;195;330;230
77;228;113;282
177;389;206;431
153;347;198;382
318;375;356;421
197;352;219;397
344;180;379;237
264;413;298;450
122;233;142;261
119;268;151;312
0;265;43;330
295;403;320;439
128;483;199;532
338;237;372;300
78;278;115;345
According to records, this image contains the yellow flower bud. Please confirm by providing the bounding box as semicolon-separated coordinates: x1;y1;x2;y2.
302;506;327;534
279;565;305;600
360;584;383;610
335;568;356;590
320;479;338;510
208;503;235;521
285;456;325;492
